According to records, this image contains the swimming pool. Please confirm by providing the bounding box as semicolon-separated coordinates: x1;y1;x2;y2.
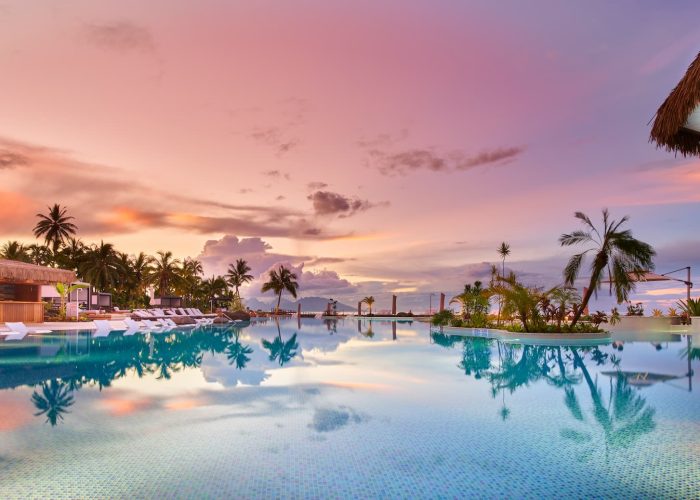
0;318;698;498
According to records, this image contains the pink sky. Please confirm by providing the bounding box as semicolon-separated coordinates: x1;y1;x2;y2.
1;1;699;310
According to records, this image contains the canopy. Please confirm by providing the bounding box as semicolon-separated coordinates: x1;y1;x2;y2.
650;52;700;156
0;259;76;285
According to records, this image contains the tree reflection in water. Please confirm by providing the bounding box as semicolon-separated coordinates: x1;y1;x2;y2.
430;331;658;458
227;328;253;370
31;379;75;426
261;320;299;366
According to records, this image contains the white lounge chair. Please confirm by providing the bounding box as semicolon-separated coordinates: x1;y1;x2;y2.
4;322;52;335
0;330;27;341
124;318;149;331
142;319;166;332
93;320;115;337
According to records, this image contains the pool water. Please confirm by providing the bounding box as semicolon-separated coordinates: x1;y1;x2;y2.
0;318;698;498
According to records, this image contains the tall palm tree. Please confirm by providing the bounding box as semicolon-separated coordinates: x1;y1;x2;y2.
226;258;253;299
79;241;122;291
498;242;511;277
261;265;299;313
57;237;85;271
148;250;181;296
33;203;77;253
560;210;655;326
362;296;375;315
131;252;154;295
496;242;511;326
0;240;31;262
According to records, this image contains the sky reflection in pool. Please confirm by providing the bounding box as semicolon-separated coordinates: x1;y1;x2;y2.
0;318;698;498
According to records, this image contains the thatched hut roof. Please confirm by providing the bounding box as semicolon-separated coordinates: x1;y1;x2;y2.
0;259;76;285
650;52;700;156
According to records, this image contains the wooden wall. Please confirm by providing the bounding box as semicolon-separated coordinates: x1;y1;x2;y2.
0;302;44;323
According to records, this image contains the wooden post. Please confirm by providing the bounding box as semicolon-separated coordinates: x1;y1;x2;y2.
392;295;397;315
358;301;362;316
297;303;301;316
439;293;445;312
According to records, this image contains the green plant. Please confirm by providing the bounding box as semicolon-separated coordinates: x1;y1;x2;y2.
590;311;608;326
667;307;678;317
677;298;700;316
651;308;663;317
491;273;545;332
560;209;655;326
361;296;375;315
609;307;621;325
55;282;88;320
626;302;644;316
261;265;299;313
431;309;454;326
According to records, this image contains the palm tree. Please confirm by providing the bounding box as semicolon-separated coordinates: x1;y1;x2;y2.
178;258;203;305
26;243;54;266
498;242;511;277
200;275;229;312
131;252;154;296
361;296;375;315
79;241;122;291
33;204;77;253
261;265;299;313
560;210;655;326
226;259;253;299
496;243;511;326
0;240;31;262
148;251;181;296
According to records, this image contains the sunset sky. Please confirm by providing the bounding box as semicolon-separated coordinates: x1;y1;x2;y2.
1;1;699;310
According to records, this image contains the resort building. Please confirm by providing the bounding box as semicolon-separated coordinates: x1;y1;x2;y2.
0;259;75;323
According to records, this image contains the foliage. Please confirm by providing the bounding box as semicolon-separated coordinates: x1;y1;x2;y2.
361;296;375;315
431;309;455;326
491;273;545;333
625;302;644;316
226;259;253;300
55;282;89;320
0;240;32;262
33;204;77;253
667;307;678;317
677;297;700;316
590;311;608;326
450;281;490;322
261;265;299;313
560;209;655;326
609;307;621;325
651;308;663;317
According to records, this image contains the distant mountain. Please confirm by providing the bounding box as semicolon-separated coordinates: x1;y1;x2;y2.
244;296;355;313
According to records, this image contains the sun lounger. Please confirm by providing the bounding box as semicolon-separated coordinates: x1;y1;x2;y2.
4;322;52;335
0;330;27;341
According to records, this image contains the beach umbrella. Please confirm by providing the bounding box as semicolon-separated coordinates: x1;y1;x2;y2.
650;52;700;156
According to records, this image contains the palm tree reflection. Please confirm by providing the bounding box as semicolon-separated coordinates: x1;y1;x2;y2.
261;320;299;366
31;379;75;426
227;330;253;370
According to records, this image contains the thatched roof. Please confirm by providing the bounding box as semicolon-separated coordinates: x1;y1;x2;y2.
650;52;700;156
0;259;76;285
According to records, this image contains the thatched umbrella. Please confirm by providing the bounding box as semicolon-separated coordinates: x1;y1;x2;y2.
650;52;700;156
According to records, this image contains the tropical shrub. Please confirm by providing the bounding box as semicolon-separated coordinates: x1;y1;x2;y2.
609;307;621;325
626;302;644;316
431;309;455;326
677;298;700;317
651;308;663;317
591;311;608;326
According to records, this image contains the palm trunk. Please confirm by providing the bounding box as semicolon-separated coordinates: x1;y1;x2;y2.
571;283;595;327
276;292;282;314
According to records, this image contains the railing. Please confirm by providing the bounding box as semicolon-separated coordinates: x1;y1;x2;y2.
0;301;44;323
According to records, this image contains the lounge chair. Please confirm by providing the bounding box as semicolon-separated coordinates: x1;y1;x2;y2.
0;330;27;341
142;319;166;332
4;322;52;335
124;318;149;331
93;320;115;337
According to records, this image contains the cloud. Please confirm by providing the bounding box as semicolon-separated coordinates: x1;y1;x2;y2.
307;190;385;218
0;136;343;240
262;169;291;180
84;21;155;53
365;145;525;176
242;98;310;156
309;406;367;433
0;151;30;170
251;128;299;156
307;181;328;190
197;235;358;298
